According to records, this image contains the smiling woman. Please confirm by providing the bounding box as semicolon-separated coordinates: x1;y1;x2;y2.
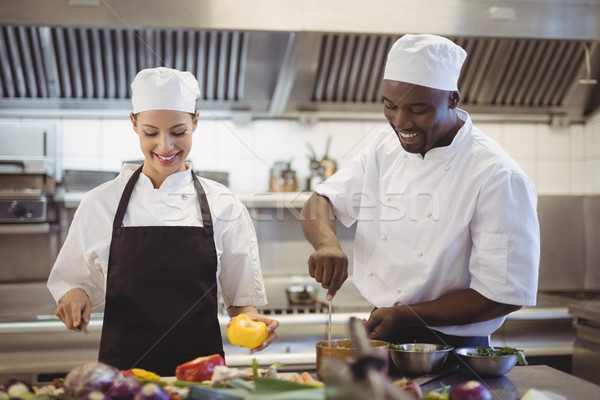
46;67;279;376
131;110;196;188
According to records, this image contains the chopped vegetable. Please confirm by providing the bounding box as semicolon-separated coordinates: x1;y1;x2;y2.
449;381;492;400
1;380;34;399
63;362;122;398
227;314;268;349
251;359;259;379
121;369;161;381
175;354;226;382
253;377;321;392
106;376;142;400
469;347;528;365
84;391;107;400
132;383;170;400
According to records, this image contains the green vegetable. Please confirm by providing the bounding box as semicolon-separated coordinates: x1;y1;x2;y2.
423;382;451;399
252;359;259;379
389;343;405;350
469;347;528;365
253;377;318;393
226;379;254;392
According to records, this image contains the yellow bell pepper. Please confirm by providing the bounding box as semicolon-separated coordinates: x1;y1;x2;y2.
227;313;268;349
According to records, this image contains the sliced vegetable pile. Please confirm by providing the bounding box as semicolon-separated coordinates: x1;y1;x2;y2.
0;357;324;400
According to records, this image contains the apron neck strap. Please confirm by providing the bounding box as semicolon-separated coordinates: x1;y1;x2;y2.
113;165;214;230
192;170;213;230
113;165;143;229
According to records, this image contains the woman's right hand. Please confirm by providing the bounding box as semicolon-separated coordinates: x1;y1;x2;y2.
308;246;348;301
55;288;92;332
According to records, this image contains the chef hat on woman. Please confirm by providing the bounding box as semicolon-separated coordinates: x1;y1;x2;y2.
131;67;200;113
383;34;467;91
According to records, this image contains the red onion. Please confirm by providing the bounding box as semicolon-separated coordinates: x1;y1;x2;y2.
449;380;492;400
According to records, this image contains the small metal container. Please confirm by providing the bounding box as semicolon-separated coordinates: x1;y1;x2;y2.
389;343;453;375
455;347;518;377
316;339;389;380
285;285;316;306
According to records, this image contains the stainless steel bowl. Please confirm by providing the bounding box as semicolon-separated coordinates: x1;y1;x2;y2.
389;343;453;375
455;347;518;377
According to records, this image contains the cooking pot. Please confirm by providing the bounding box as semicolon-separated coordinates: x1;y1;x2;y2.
285;285;316;306
316;339;389;380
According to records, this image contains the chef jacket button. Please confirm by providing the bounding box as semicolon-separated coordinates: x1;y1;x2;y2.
444;165;450;171
426;212;432;218
181;194;187;200
382;234;387;241
396;289;401;294
368;272;374;277
417;250;423;257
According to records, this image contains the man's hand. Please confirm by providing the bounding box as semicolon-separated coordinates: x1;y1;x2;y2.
364;289;522;341
364;306;406;340
308;246;348;301
54;288;92;332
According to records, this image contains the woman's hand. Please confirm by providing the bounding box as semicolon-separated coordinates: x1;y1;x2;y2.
227;306;279;352
54;288;92;332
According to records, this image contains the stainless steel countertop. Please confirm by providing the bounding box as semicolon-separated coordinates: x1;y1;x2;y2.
418;365;600;399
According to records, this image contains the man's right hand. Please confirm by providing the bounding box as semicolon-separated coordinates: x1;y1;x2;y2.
308;246;348;301
55;288;92;332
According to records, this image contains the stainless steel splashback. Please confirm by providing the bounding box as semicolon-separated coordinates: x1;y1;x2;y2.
537;195;600;291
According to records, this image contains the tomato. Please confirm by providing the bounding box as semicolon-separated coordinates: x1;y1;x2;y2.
175;354;226;382
227;314;268;349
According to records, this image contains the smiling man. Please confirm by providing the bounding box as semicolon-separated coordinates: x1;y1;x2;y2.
301;34;540;348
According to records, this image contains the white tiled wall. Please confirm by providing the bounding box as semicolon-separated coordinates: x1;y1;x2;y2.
1;114;598;194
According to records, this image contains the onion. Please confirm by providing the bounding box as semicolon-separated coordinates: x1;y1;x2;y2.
106;377;142;400
63;362;122;398
132;383;170;400
83;391;107;400
1;380;34;397
449;380;492;400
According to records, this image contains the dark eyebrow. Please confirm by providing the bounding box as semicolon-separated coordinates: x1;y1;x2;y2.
141;123;188;129
382;96;429;107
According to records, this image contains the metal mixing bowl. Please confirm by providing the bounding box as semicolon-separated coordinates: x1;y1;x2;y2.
316;339;389;380
389;343;453;375
455;347;518;377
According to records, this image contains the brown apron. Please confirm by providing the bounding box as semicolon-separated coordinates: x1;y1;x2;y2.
98;166;223;376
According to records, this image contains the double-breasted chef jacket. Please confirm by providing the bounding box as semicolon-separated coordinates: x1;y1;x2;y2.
48;163;267;371
316;109;540;337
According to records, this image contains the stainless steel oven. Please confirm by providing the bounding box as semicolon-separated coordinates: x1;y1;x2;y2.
0;125;59;288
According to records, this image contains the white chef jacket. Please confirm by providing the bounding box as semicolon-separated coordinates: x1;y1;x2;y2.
48;163;267;309
316;109;540;337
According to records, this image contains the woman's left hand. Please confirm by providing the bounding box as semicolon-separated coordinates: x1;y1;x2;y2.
227;306;279;352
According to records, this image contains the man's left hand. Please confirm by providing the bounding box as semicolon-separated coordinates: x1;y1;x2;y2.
364;306;406;340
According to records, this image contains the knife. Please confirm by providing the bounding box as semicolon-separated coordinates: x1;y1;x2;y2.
413;364;459;386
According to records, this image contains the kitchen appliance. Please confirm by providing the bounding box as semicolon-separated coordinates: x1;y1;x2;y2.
569;301;600;385
0;125;59;283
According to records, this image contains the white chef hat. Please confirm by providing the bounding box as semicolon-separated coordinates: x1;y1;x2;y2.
131;67;200;113
383;34;467;91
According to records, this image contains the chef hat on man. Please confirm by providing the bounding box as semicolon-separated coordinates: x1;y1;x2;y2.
383;34;467;91
131;67;200;113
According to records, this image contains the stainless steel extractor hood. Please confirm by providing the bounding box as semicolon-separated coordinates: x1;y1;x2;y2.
0;0;599;123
